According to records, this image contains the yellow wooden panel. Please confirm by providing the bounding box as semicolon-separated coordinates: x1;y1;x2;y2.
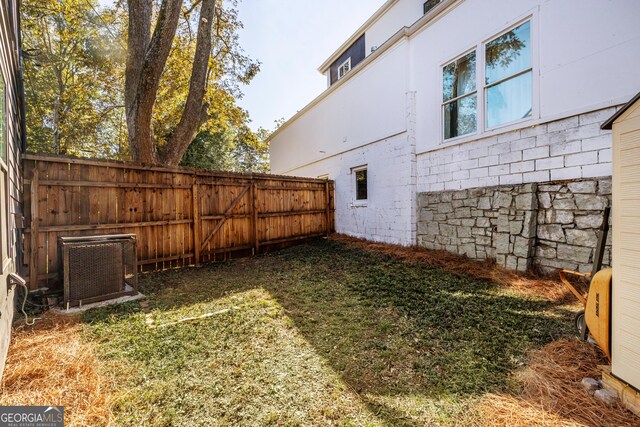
612;99;640;390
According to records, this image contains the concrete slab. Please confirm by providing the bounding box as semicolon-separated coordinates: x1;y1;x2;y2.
51;286;145;315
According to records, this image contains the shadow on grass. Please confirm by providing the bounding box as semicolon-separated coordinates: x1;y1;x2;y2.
82;238;575;426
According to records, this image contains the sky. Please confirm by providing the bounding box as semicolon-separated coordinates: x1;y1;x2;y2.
235;0;385;131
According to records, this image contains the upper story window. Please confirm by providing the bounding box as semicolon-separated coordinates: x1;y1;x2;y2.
443;51;477;140
329;34;365;86
423;0;442;15
442;19;533;141
485;20;532;128
338;58;352;80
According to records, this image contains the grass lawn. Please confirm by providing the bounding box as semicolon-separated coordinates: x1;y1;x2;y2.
81;238;576;426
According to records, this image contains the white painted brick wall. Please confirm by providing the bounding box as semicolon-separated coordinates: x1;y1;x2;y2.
417;106;616;193
282;90;418;246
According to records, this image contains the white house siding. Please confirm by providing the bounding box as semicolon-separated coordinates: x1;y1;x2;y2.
412;0;640;156
271;41;417;245
271;41;409;174
282;129;416;245
363;0;421;56
270;0;640;263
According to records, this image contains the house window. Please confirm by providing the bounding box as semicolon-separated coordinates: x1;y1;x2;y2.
442;51;477;140
441;18;534;141
0;73;5;164
338;58;351;80
485;20;532;128
354;168;367;200
423;0;442;15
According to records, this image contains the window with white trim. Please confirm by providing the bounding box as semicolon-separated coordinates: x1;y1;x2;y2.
442;51;477;140
338;57;351;80
353;167;367;201
484;20;532;128
442;18;533;141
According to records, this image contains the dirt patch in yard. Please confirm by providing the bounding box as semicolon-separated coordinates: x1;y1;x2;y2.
0;313;113;427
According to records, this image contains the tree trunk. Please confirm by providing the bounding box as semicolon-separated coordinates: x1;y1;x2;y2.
162;0;216;166
124;0;217;166
125;0;183;164
125;0;152;162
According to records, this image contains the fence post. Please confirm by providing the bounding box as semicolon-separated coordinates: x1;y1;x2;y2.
29;168;40;289
192;182;201;266
325;180;331;236
252;180;259;254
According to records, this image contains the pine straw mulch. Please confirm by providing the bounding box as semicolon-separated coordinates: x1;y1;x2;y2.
331;234;639;426
0;313;114;427
330;234;576;302
475;339;638;427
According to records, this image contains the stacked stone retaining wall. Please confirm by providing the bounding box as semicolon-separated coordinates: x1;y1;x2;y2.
417;177;611;273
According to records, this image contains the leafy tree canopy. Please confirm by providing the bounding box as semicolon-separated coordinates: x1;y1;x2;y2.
22;0;271;172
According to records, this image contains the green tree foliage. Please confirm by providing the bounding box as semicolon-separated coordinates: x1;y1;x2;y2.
181;126;269;173
22;0;270;172
22;0;127;158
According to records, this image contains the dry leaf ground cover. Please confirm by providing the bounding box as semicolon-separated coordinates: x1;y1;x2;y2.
3;237;639;426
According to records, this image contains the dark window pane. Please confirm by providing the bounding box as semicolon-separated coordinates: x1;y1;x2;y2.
443;51;476;102
0;74;5;164
444;94;477;139
486;70;532;128
486;21;530;85
355;169;367;200
424;0;442;15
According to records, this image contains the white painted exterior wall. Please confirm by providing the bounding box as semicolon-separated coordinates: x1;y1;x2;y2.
362;0;422;56
270;0;640;245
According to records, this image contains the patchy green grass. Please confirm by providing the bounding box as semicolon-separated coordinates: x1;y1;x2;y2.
82;239;575;426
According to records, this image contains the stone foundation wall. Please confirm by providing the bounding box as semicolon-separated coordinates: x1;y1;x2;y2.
417;177;611;273
535;179;612;273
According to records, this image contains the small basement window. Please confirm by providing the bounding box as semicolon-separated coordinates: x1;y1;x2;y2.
338;58;352;80
354;168;367;201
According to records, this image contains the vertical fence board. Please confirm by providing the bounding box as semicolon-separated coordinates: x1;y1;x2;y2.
23;155;334;289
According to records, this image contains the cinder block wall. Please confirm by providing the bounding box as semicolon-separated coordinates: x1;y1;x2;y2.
417;177;611;273
417;107;615;193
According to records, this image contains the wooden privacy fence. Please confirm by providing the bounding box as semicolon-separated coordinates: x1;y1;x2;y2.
24;154;335;290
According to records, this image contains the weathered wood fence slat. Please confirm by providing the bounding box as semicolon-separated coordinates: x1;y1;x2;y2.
23;154;335;290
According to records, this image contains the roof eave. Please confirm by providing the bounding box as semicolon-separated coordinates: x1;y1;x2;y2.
317;0;400;73
601;91;640;130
